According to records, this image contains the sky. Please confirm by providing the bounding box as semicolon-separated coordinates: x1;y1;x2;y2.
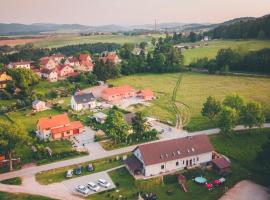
1;0;270;26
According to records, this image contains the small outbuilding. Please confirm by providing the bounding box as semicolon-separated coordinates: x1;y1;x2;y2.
212;157;231;175
32;100;47;112
92;112;107;124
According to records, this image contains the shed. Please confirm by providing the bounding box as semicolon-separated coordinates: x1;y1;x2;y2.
212;157;231;175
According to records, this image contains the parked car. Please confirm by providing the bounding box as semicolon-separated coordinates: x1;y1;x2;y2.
87;163;94;172
66;169;73;178
87;182;100;192
75;185;90;195
75;165;82;175
98;179;111;188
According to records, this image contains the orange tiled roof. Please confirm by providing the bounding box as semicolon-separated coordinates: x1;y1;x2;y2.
102;85;134;95
37;114;70;130
51;121;83;134
79;53;91;61
139;89;154;97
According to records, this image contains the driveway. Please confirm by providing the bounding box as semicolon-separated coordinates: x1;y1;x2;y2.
63;171;116;196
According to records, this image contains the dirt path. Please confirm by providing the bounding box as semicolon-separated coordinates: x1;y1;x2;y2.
219;180;270;200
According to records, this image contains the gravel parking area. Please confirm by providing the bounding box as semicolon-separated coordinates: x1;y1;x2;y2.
63;171;115;196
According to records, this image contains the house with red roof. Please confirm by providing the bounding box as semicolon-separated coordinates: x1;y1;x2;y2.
40;57;57;70
36;113;84;140
8;61;32;69
40;68;58;82
79;53;92;62
65;56;80;68
78;53;94;72
55;64;75;78
137;89;154;101
101;85;136;102
100;51;121;64
125;134;214;177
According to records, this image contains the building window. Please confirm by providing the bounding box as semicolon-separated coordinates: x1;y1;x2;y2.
176;161;179;166
197;157;199;161
161;165;165;170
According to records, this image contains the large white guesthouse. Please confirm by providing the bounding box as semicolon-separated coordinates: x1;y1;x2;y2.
125;134;213;177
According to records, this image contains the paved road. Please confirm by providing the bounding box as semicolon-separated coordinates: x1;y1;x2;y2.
0;123;269;181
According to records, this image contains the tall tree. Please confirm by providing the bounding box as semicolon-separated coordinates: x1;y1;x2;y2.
0;120;31;171
201;96;221;120
105;110;129;143
223;94;244;112
217;106;238;134
132;112;149;135
241;101;265;128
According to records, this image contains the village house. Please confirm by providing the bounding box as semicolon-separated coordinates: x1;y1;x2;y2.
8;61;32;69
40;68;58;82
92;112;107;124
71;92;96;111
40;57;57;70
0;72;12;89
32;100;47;112
55;64;75;78
124;134;213;177
137;89;154;101
36;113;84;140
100;51;121;64
65;56;80;68
51;53;65;63
101;85;135;102
78;53;94;72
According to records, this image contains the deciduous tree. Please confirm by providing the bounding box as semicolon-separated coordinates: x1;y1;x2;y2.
217;106;238;134
201;96;221;120
241;101;265;128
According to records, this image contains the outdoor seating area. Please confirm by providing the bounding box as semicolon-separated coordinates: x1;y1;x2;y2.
193;175;226;191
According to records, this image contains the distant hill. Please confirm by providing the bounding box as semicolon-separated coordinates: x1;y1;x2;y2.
208;14;270;39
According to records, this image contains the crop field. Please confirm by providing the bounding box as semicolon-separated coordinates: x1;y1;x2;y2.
182;39;270;65
109;72;270;131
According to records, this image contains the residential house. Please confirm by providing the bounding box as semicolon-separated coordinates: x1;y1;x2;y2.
78;53;94;72
71;92;96;111
40;57;57;70
65;56;80;68
32;100;47;112
100;51;121;64
40;68;58;82
101;85;135;102
125;134;213;177
137;89;154;101
55;64;75;78
51;53;65;63
8;61;32;69
0;72;12;89
36;113;84;140
92;112;107;124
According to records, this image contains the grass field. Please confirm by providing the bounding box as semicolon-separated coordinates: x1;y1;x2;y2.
183;40;270;65
32;34;163;48
90;129;270;200
0;192;54;200
109;72;270;131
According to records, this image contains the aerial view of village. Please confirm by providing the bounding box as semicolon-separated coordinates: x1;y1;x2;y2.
0;0;270;200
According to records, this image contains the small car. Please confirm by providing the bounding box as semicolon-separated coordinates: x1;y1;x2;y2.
98;179;111;188
66;169;73;178
87;181;100;192
75;165;82;175
75;185;90;195
87;163;94;172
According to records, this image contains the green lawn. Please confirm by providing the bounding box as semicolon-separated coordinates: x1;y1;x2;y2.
183;40;270;65
33;34;164;48
0;177;22;185
90;129;270;200
35;154;125;185
0;192;54;200
109;72;270;131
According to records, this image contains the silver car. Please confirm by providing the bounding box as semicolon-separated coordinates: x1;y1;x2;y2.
87;181;100;192
98;179;111;188
66;169;73;178
75;185;90;195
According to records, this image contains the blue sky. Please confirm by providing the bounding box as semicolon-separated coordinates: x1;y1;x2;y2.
1;0;270;25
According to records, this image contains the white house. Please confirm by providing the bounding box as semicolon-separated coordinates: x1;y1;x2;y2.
32;100;47;112
8;61;31;69
71;92;96;111
125;134;213;177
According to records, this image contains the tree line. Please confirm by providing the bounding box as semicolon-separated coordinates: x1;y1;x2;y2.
189;48;270;73
208;15;270;39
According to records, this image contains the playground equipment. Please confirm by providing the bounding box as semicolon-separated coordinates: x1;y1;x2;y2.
178;175;188;192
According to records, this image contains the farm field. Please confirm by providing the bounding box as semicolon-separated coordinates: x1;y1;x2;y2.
182;39;270;65
90;129;270;200
0;192;54;200
109;72;270;131
32;34;162;48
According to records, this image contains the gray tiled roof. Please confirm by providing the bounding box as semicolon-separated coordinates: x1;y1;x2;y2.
73;93;95;104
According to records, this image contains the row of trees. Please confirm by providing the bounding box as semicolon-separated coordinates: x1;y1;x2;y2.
208;15;270;39
202;94;265;134
189;48;270;73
